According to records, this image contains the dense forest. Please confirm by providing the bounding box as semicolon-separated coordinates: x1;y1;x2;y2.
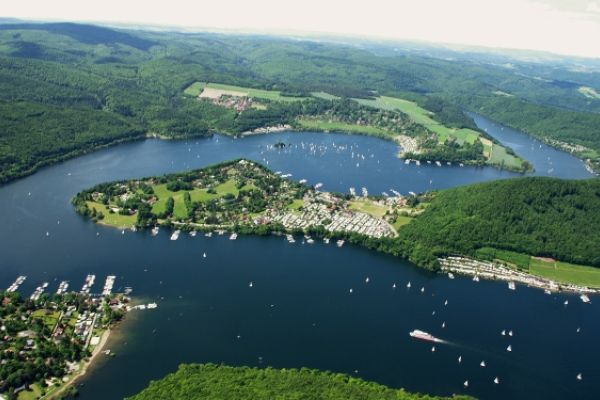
396;177;600;268
126;364;472;400
1;22;600;183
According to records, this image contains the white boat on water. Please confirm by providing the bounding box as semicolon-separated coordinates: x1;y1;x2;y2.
508;281;516;290
506;345;512;352
151;226;159;236
480;361;486;367
580;294;591;303
336;239;345;247
494;377;500;384
229;233;238;240
205;232;213;237
447;272;455;279
170;230;181;241
409;329;443;343
463;380;469;388
323;238;330;244
189;231;197;237
473;275;480;282
406;281;411;288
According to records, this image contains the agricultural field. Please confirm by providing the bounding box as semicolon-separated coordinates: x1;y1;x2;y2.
529;258;600;288
311;91;340;100
184;82;309;102
578;86;600;99
355;96;481;145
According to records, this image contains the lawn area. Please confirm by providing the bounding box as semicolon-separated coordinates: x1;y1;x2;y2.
17;383;43;400
529;258;600;288
86;202;136;227
152;179;254;218
184;82;309;102
349;199;388;218
392;215;413;231
311;91;340;100
183;81;205;97
31;309;61;331
286;199;304;210
297;118;391;137
489;143;523;169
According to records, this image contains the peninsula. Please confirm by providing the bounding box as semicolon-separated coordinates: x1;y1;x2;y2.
72;160;600;294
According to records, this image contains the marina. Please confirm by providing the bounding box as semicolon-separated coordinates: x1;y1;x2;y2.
0;127;598;400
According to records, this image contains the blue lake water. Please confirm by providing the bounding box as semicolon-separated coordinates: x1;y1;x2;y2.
0;117;597;399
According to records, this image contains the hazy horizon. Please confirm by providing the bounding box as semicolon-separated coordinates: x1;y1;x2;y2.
2;0;600;59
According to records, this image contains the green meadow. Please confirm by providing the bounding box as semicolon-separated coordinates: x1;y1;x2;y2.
529;258;600;288
355;96;480;145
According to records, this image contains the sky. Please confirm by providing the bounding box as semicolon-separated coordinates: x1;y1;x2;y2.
3;0;600;58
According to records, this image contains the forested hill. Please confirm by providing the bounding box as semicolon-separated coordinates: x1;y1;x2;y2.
126;364;473;400
1;22;600;184
397;177;600;268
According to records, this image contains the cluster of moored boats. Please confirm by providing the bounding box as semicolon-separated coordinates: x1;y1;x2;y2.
3;274;127;299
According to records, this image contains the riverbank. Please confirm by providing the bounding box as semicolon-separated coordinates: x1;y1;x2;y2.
440;256;600;295
42;329;112;400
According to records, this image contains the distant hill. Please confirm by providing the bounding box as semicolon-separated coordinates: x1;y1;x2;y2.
1;21;600;184
397;177;600;268
126;364;473;400
0;22;157;50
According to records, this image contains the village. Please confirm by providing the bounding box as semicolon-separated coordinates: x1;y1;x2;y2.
0;275;156;399
266;191;398;238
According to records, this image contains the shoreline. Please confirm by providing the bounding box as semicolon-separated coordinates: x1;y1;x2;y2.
440;256;599;295
42;329;111;400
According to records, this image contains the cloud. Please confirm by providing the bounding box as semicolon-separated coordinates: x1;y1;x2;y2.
587;1;600;13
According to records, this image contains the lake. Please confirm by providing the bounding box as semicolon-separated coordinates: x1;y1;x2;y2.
0;116;597;400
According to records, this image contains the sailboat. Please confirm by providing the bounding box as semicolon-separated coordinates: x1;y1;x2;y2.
420;287;425;293
577;373;583;381
431;346;436;352
501;329;506;336
458;356;462;363
392;283;396;289
444;299;448;306
463;380;469;388
508;330;513;337
248;281;253;288
406;282;411;288
506;345;512;352
365;277;370;283
203;252;207;258
441;322;446;328
494;377;500;384
480;361;486;367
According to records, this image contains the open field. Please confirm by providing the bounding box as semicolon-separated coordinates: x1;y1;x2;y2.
311;91;340;100
152;179;254;219
31;309;61;331
392;215;413;231
349;199;388;218
529;258;600;288
184;82;309;102
297;118;391;137
355;96;481;145
17;383;43;400
86;202;136;227
286;199;304;210
578;86;600;99
489;143;523;169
